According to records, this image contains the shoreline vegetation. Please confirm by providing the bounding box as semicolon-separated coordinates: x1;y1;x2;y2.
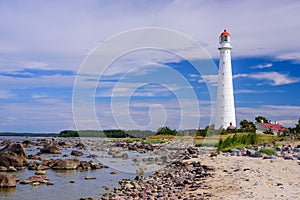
1;122;300;199
0;133;299;199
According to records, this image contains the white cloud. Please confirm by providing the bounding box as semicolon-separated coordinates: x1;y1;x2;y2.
0;1;300;132
93;98;211;130
234;89;284;94
234;72;299;86
0;74;75;89
251;63;273;69
0;0;299;68
0;100;74;132
198;74;218;86
276;52;300;63
0;90;16;99
234;89;266;94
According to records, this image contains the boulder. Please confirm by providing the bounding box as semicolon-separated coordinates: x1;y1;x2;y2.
58;141;69;148
252;151;263;158
22;140;34;148
29;175;49;182
28;161;40;170
37;165;50;170
0;173;16;187
28;154;41;160
0;143;28;168
35;170;47;175
112;152;122;158
284;155;294;160
51;159;79;170
40;145;62;154
79;161;90;170
75;142;85;149
89;162;102;169
20;175;49;184
230;148;240;153
7;166;17;172
0;166;8;171
263;155;278;159
120;153;128;160
293;148;300;153
71;150;84;156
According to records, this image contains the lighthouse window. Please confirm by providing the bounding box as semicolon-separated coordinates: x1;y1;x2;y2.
223;36;228;41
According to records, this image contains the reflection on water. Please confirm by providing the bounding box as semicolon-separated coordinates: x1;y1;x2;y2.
0;187;16;193
0;136;139;200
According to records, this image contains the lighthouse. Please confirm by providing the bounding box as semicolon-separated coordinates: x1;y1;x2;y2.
213;29;236;129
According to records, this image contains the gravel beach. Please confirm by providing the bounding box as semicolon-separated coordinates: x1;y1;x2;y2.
198;154;300;200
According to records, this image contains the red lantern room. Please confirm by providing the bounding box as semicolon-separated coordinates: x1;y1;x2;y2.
220;29;231;43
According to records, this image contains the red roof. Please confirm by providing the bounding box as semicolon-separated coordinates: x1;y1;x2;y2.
259;123;287;131
221;29;230;36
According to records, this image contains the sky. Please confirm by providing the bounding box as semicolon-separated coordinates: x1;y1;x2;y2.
0;0;299;132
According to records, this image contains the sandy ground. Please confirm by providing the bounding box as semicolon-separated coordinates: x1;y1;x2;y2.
192;155;300;200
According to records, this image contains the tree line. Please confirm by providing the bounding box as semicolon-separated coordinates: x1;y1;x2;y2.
58;116;300;138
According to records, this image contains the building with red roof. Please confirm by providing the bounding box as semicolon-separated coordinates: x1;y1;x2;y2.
255;121;287;135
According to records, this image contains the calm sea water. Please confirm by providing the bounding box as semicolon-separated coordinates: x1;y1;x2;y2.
0;136;146;200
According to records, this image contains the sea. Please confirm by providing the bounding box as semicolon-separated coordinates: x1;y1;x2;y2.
0;136;155;200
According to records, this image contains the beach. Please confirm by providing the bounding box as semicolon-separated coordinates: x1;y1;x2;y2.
0;137;300;199
101;143;300;199
198;154;300;200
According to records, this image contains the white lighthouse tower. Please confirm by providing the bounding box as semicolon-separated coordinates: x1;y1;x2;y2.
213;29;236;129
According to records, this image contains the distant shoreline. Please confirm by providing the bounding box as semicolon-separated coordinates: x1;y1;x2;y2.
0;132;58;137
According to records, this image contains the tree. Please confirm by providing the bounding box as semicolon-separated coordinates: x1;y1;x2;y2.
156;126;177;136
240;119;256;132
203;125;210;136
255;116;268;123
295;118;300;134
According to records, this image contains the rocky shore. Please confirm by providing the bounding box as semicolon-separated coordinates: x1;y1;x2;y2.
101;160;213;200
99;141;300;200
0;137;299;200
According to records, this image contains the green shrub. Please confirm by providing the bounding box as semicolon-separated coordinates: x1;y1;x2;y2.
217;133;259;151
141;139;165;144
259;148;277;155
125;138;141;143
156;127;177;136
195;142;218;147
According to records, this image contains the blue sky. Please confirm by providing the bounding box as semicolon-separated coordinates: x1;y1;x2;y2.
0;0;299;132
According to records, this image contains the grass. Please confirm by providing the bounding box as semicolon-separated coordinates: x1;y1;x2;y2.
259;148;277;155
125;138;141;143
195;141;218;147
217;133;260;152
145;133;298;152
141;139;165;144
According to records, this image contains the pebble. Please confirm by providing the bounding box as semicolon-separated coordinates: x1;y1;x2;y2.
85;177;96;180
32;182;40;186
35;170;47;175
100;159;212;200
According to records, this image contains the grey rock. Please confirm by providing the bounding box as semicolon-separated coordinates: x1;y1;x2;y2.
263;155;278;159
71;150;84;156
51;158;79;170
230;148;240;153
40;145;62;154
